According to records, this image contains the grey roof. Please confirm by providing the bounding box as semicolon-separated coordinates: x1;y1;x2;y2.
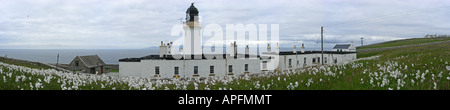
119;54;261;62
77;55;105;68
333;44;351;49
277;51;356;55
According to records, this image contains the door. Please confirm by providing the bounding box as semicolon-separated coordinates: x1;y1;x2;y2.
90;68;95;74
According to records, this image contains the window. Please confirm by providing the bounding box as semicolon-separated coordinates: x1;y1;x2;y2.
194;66;198;74
174;67;179;75
304;58;306;64
334;58;338;64
312;58;316;63
245;64;248;72
155;66;160;75
288;59;292;66
297;60;299;65
318;57;320;63
262;61;267;69
229;65;233;73
210;66;214;74
324;57;327;63
75;61;79;66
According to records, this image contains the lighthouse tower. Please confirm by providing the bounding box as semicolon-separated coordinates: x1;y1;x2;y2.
184;3;202;57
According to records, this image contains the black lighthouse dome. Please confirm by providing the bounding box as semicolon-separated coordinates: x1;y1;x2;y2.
186;3;199;21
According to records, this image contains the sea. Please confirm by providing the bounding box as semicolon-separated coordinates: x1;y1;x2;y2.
0;48;316;64
0;49;158;64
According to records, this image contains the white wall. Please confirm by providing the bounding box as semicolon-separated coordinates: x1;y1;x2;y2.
275;53;357;70
119;58;261;78
119;53;356;78
119;62;145;77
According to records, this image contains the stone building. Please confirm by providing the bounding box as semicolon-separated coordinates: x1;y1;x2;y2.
69;55;106;74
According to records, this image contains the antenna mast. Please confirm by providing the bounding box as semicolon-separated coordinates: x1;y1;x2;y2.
177;18;184;24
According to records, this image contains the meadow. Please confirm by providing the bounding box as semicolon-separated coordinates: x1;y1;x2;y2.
357;37;450;49
1;40;449;90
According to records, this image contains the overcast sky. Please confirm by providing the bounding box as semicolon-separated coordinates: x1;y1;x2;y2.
0;0;449;49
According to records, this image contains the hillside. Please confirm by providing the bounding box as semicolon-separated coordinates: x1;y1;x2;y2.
357;37;450;50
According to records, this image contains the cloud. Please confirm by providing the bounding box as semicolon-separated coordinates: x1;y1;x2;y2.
0;0;449;49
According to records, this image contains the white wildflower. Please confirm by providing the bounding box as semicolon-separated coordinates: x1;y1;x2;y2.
388;88;393;90
433;82;437;90
431;74;435;81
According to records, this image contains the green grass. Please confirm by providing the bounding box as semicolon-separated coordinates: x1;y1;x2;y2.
168;42;449;90
0;57;52;70
0;65;130;90
186;42;449;90
357;37;450;49
356;51;380;59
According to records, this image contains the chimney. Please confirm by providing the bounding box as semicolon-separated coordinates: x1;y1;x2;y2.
293;45;297;53
267;44;271;52
301;43;305;53
245;45;249;55
230;41;237;57
276;42;280;53
234;41;237;56
160;41;167;57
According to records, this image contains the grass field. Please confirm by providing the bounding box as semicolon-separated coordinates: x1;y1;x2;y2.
1;41;449;90
0;57;52;70
357;37;450;49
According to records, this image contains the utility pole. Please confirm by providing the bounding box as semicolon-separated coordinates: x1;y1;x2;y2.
321;26;324;65
56;53;59;68
360;37;364;47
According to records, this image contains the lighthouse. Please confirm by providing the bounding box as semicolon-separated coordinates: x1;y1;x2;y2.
184;3;202;58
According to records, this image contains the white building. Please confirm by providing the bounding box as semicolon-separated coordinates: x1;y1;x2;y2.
262;43;356;71
118;3;357;78
120;40;261;78
332;41;356;52
119;3;261;78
